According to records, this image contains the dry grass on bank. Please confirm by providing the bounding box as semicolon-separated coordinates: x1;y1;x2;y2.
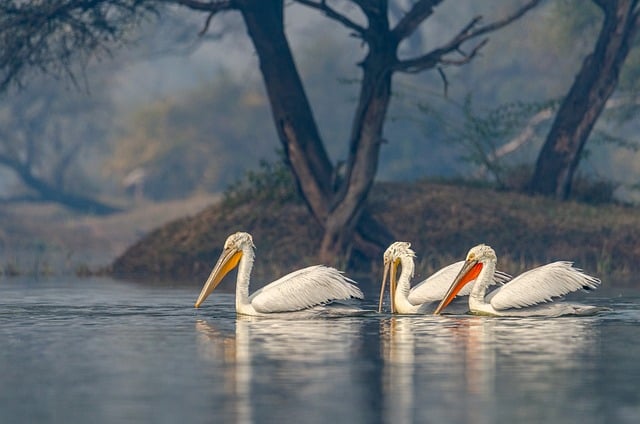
110;180;640;289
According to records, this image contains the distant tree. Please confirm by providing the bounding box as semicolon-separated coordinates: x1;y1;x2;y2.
106;75;278;200
0;79;120;214
0;0;541;264
446;97;557;187
527;0;640;199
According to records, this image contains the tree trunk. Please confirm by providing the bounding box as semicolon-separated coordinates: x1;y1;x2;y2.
320;18;396;263
235;0;535;264
238;0;333;222
527;0;639;199
238;0;394;265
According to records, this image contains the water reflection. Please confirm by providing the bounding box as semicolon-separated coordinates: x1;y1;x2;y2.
195;315;366;423
1;279;637;424
380;315;599;423
196;319;251;423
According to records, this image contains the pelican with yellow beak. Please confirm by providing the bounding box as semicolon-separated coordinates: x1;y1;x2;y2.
194;232;363;315
433;244;603;317
378;242;511;314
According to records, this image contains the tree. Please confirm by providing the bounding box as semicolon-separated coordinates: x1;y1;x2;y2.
0;78;120;214
527;0;640;199
0;0;541;264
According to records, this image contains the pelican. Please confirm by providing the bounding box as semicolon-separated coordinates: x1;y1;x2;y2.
194;232;363;316
378;242;512;314
433;244;603;317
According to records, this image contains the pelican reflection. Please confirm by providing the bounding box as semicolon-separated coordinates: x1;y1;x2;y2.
196;316;364;422
381;315;470;423
380;315;599;423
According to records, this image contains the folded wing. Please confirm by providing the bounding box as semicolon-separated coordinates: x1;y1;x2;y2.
487;261;600;310
408;261;511;304
250;265;363;313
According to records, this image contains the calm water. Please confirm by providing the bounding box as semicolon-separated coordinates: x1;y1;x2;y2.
1;277;639;424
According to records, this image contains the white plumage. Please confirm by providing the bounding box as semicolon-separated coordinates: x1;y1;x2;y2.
248;265;362;313
434;244;603;317
408;260;511;304
486;261;600;310
379;242;511;314
194;232;363;316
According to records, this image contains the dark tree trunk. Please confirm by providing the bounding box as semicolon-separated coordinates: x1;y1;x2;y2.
319;9;396;263
238;0;333;222
527;0;639;199
238;0;393;265
172;0;540;266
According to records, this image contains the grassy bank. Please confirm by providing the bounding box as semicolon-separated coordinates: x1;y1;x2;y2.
110;180;640;289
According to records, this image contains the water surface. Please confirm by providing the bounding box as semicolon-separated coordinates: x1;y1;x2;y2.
1;277;639;423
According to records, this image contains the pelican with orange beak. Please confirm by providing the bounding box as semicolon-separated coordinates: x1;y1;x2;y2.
195;232;363;315
433;244;603;317
378;242;511;314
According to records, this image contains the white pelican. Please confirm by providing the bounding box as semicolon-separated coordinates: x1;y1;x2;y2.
194;232;363;315
378;242;511;314
433;244;603;317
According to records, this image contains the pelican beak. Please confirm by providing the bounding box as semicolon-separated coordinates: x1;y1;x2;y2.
378;262;390;313
195;247;243;308
377;260;398;314
433;259;483;315
389;259;399;314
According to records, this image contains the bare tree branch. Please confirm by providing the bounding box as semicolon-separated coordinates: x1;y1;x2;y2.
199;11;217;35
438;38;488;65
436;66;449;97
491;107;554;161
173;0;235;12
294;0;366;35
391;0;442;41
0;0;159;93
393;0;541;73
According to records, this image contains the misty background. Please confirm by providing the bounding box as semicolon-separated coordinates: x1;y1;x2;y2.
3;1;639;203
1;0;639;273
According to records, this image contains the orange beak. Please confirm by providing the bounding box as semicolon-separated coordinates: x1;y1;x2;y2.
433;260;483;315
194;247;242;308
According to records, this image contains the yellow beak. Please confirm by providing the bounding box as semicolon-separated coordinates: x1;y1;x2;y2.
377;260;399;314
194;247;243;308
377;262;390;313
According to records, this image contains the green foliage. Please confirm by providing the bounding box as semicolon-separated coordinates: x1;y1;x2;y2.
222;152;301;208
590;129;640;153
449;96;559;187
447;96;638;202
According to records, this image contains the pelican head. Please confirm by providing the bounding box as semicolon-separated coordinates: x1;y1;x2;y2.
466;244;497;263
433;244;495;314
378;242;416;313
195;232;255;308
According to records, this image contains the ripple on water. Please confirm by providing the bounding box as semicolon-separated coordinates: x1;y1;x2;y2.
1;278;639;424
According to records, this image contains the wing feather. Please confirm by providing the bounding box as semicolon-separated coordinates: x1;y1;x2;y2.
250;265;363;313
487;261;600;310
408;261;512;304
